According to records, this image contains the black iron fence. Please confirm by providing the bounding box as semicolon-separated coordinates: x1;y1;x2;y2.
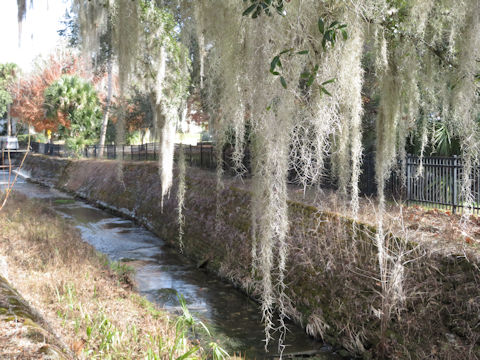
31;142;65;157
401;155;480;214
31;141;217;168
83;142;217;169
29;141;480;213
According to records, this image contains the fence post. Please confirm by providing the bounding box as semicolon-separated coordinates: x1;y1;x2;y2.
94;145;97;158
145;144;148;161
452;155;458;214
406;155;411;206
200;142;203;168
189;145;192;165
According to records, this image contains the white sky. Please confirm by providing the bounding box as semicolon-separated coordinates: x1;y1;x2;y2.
0;0;71;72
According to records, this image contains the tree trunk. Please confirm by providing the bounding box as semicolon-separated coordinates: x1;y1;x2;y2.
199;32;205;90
7;104;11;136
98;59;113;157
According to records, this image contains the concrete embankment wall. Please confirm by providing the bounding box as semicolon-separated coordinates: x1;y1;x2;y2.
23;154;480;359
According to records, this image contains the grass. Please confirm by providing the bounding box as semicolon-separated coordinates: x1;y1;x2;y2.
0;193;232;359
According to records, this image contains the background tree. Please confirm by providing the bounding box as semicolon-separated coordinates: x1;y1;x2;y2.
10;53;82;133
44;74;102;152
59;1;115;156
0;63;18;135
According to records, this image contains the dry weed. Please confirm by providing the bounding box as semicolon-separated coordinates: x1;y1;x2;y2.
0;193;203;359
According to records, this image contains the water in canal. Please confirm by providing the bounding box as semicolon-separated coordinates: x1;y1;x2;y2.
6;172;345;359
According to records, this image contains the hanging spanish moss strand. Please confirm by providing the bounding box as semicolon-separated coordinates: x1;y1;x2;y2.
114;0;139;170
17;0;26;45
247;18;277;349
373;24;398;346
74;0;110;61
338;15;365;219
451;0;480;220
177;142;186;251
214;124;226;239
115;0;138;93
398;45;419;185
194;4;205;91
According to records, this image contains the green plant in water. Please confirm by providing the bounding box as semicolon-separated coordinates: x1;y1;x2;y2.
170;294;230;360
209;342;230;360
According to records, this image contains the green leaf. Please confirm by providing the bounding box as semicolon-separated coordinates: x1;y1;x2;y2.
280;76;287;89
300;72;311;79
318;18;325;34
306;75;315;87
271;71;280;76
252;6;262;18
329;20;339;29
341;29;348;40
175;346;200;360
280;48;292;55
320;87;332;96
321;78;336;85
296;50;309;55
270;56;280;72
242;4;257;17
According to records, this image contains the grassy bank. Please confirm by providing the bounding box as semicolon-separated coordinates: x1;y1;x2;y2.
0;193;219;359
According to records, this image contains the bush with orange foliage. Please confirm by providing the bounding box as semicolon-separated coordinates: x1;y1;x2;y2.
10;52;87;133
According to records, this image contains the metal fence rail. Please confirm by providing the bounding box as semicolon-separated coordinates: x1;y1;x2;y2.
30;141;480;213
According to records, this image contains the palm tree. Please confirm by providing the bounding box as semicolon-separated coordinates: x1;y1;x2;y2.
44;75;103;149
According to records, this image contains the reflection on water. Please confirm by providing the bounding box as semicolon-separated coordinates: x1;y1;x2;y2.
6;173;344;359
